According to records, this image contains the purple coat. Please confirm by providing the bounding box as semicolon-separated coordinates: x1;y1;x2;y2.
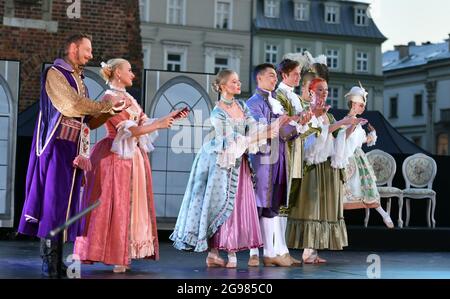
18;59;88;242
247;88;293;214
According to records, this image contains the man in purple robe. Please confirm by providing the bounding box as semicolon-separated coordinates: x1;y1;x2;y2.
246;64;303;267
18;33;124;277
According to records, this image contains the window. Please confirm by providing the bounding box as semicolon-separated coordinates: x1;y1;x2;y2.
412;136;422;147
139;0;150;22
215;0;232;29
437;134;449;155
163;44;188;72
167;54;182;71
142;44;151;69
327;87;339;109
355;7;367;26
167;0;185;25
264;0;280;18
390;97;398;118
325;5;339;24
414;94;423;116
295;46;308;54
204;46;241;75
326;49;339;70
265;44;278;64
214;57;229;74
294;1;309;21
356;51;368;72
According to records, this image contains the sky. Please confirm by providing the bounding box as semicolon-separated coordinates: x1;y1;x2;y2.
359;0;450;52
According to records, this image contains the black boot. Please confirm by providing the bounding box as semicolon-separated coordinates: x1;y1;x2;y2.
40;238;67;278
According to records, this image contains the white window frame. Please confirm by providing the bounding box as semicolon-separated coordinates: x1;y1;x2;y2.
294;1;309;21
325;4;340;24
166;0;186;25
163;45;187;72
326;48;339;70
139;0;150;22
327;86;340;109
204;46;241;75
142;44;151;69
264;0;280;18
265;43;278;64
355;51;369;73
214;0;233;30
354;6;368;26
214;56;230;74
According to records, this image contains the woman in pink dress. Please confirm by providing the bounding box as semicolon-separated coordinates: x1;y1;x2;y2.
74;58;187;273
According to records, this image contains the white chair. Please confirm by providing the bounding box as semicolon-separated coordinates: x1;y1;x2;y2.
402;153;437;228
366;150;404;228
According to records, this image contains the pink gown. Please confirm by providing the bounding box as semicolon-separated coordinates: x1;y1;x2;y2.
74;91;159;266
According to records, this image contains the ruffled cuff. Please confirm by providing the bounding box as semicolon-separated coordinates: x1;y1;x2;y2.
367;131;377;147
138;118;159;153
331;129;348;169
217;135;249;169
248;128;268;154
289;120;309;134
111;120;138;159
304;124;331;165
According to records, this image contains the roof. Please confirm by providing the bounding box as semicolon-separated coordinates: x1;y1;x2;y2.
254;0;386;41
383;41;450;72
331;109;429;155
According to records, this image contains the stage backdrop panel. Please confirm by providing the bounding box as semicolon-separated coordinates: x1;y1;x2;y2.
143;70;217;219
0;60;19;228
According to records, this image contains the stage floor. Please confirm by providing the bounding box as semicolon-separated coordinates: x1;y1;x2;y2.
1;240;450;279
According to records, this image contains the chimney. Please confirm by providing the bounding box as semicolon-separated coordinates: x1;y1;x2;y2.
394;45;409;59
408;41;416;47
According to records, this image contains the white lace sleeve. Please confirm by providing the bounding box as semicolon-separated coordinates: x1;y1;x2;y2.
247;122;268;154
289;120;309;134
217;127;268;169
304;122;330;165
331;129;348;169
111;120;138;159
367;130;377;147
217;135;250;169
138;118;159;153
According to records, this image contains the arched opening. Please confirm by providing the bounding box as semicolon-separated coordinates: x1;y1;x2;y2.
0;72;16;227
149;76;213;218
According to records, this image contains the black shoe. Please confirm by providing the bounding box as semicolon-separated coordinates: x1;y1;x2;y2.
40;238;67;278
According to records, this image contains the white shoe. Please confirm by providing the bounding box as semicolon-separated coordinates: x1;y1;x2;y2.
383;216;394;229
113;265;128;273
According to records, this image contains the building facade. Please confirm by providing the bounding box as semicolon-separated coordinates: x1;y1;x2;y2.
383;38;450;155
0;0;144;227
252;0;386;111
139;0;253;94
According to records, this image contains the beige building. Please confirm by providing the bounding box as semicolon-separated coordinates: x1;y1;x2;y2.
139;0;253;93
383;38;450;155
252;0;386;111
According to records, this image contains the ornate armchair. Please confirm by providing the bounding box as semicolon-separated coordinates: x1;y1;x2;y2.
402;154;437;228
366;150;404;228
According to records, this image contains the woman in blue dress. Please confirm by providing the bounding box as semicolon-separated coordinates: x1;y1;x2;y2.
170;69;287;268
